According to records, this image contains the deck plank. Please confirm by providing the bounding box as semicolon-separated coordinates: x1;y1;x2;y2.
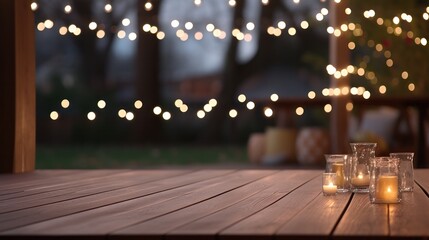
0;169;429;239
415;169;429;196
0;170;191;213
0;170;134;201
110;170;318;240
219;172;321;239
0;170;273;237
218;173;324;240
165;170;321;240
0;169;234;232
389;184;429;238
275;183;351;239
333;193;388;237
0;170;129;196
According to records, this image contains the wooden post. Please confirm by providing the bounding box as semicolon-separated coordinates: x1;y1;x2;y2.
329;0;350;153
0;0;36;173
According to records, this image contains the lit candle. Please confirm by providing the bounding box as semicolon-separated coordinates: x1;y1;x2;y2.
323;182;337;195
351;173;370;187
332;163;345;187
376;175;399;203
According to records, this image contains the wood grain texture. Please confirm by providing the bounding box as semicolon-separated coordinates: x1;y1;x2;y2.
0;169;429;240
0;0;35;173
415;169;429;196
0;170;189;213
1;170;272;237
165;171;320;240
0;170;233;232
111;170;317;240
334;193;388;237
219;171;322;240
389;186;429;237
275;183;351;239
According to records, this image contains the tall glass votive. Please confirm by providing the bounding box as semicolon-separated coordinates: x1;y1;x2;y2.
390;152;414;192
369;157;401;204
350;143;377;193
325;154;351;192
322;173;337;196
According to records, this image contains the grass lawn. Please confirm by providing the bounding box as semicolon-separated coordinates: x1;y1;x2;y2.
36;145;250;169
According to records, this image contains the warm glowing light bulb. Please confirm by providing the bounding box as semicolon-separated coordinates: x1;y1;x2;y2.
209;99;217;107
50;111;59;120
122;18;131;26
153;106;162;115
238;94;246;103
162;112;171;120
264;107;273;117
126;112;134;120
61;99;70;108
270;93;279;102
134;100;143;109
31;2;38;11
246;101;255;110
229;109;238;118
89;22;97;30
197;110;206;119
145;2;153;11
87;112;96;121
175;99;183;108
97;100;106;109
64;4;72;14
118;109;126;118
105;4;112;13
324;104;332;113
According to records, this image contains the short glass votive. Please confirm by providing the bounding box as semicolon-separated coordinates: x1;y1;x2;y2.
369;157;401;204
390;152;414;192
325;154;351;193
322;173;337;196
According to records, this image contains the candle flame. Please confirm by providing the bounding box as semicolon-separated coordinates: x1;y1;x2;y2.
328;182;334;187
358;174;363;179
387;187;392;192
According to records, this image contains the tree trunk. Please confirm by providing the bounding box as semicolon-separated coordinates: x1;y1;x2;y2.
135;0;162;143
199;1;246;143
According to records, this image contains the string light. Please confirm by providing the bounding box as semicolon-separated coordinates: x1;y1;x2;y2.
31;1;38;11
153;106;162;115
296;107;304;116
126;112;134;120
264;107;273;117
104;3;112;13
61;99;70;108
34;1;429;124
134;100;143;109
64;4;72;14
238;94;246;103
145;2;153;11
118;109;126;118
87;112;96;121
50;111;59;120
229;109;238;118
162;112;171;120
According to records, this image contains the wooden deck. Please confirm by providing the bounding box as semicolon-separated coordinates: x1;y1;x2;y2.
1;169;429;239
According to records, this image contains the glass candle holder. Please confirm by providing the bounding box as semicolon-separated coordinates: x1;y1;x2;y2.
322;173;337;196
350;143;377;193
325;154;351;192
369;157;401;204
390;152;414;192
